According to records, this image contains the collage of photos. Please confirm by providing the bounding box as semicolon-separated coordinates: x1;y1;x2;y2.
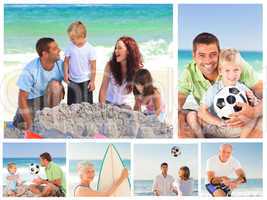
0;1;265;200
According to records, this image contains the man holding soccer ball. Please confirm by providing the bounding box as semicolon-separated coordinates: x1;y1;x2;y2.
29;152;66;197
178;32;262;138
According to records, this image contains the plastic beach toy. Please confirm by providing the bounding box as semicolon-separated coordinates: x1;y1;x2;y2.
94;133;107;139
24;130;43;139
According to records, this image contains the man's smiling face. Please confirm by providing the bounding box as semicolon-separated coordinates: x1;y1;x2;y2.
193;43;219;77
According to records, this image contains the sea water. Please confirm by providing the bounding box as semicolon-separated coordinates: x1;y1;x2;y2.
4;4;173;70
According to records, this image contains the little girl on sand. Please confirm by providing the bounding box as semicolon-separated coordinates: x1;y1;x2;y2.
133;69;165;122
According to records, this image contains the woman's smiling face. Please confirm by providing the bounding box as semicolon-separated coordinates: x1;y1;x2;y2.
115;40;128;63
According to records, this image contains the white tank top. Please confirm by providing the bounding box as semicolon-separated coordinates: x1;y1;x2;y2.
106;73;133;106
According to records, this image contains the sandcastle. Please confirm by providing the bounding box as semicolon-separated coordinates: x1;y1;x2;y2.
30;103;173;138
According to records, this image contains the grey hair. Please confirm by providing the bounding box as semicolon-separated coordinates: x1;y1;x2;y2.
77;161;94;176
220;143;233;151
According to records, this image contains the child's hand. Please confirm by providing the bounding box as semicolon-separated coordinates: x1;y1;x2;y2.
88;81;95;91
64;73;69;84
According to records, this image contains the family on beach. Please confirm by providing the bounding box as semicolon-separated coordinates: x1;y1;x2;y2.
152;162;193;196
5;152;65;197
178;32;263;138
13;21;166;131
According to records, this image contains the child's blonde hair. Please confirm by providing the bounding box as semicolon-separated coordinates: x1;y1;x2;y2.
7;162;16;172
219;48;246;69
67;21;87;38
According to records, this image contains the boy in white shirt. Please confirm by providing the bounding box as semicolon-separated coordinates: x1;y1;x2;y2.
64;21;96;105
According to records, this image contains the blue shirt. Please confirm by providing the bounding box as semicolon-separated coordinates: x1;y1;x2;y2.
17;58;64;99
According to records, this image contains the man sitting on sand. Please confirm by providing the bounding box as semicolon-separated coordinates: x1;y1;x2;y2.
152;162;175;196
13;37;65;130
29;152;66;197
205;144;246;197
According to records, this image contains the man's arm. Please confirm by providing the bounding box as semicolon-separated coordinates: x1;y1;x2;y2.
207;171;229;184
250;80;263;99
18;90;32;130
198;104;225;127
227;101;262;128
63;57;70;83
42;178;61;187
233;168;247;185
178;92;188;137
152;177;160;196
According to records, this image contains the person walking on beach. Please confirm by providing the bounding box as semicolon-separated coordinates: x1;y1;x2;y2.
13;38;64;130
152;162;175;196
205;144;246;197
64;21;96;105
74;161;128;196
178;32;262;138
99;36;143;109
30;152;66;197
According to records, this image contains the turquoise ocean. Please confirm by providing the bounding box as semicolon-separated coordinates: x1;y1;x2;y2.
134;179;198;196
178;50;263;78
4;4;173;69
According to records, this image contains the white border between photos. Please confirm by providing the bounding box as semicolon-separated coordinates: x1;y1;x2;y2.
0;0;266;200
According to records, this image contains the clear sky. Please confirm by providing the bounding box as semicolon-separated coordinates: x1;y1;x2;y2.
178;4;262;51
3;143;66;158
201;143;262;179
134;144;198;180
69;143;130;160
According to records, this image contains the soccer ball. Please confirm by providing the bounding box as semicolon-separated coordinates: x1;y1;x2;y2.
213;86;248;120
29;163;40;175
171;146;181;157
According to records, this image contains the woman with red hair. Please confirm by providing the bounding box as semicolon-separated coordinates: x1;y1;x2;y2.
99;36;143;108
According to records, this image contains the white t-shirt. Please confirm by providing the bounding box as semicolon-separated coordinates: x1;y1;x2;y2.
152;174;175;196
64;41;96;83
206;155;242;183
106;74;133;106
172;178;193;196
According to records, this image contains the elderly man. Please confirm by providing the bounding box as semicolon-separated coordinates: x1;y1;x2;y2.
205;144;246;197
13;37;65;130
